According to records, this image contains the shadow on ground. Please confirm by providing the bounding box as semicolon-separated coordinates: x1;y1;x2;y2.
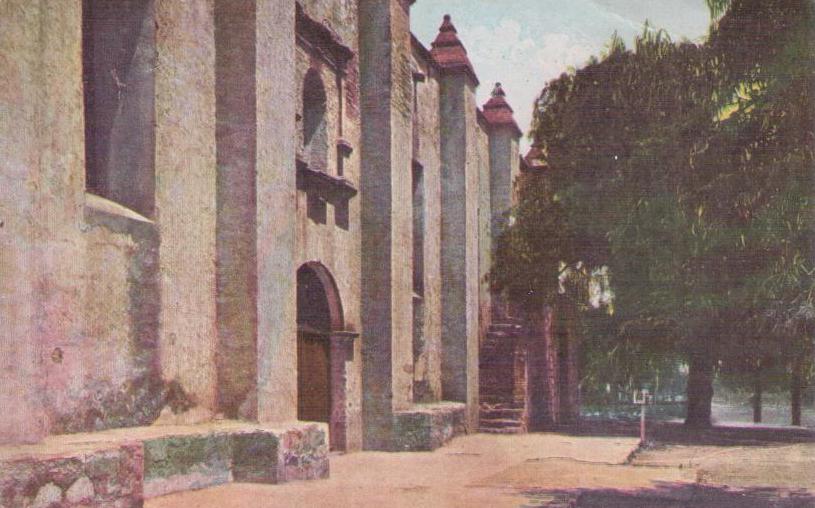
562;421;815;447
521;482;815;508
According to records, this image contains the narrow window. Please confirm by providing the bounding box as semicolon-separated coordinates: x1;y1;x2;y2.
302;69;328;172
412;161;425;295
82;0;156;217
412;160;427;401
411;70;425;161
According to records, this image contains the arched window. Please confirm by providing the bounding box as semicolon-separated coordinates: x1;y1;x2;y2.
302;69;328;172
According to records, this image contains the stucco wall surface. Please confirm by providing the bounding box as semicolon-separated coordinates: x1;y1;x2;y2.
155;0;219;415
0;0;192;443
256;0;299;425
294;3;363;450
411;47;443;404
439;73;482;431
477;119;493;347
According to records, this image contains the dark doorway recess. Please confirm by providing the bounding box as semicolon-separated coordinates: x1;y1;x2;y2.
296;262;349;450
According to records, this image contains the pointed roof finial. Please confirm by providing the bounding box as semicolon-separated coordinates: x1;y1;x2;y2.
440;14;455;32
430;14;479;85
482;83;522;138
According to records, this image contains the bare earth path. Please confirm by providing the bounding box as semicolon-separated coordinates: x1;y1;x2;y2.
147;432;815;507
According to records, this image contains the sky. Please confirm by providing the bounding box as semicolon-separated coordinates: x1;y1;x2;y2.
412;0;712;151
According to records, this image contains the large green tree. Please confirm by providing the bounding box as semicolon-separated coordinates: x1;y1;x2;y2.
491;0;814;427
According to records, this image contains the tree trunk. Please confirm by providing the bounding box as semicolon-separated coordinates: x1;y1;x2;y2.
752;367;762;424
791;358;803;427
527;304;559;430
685;351;714;427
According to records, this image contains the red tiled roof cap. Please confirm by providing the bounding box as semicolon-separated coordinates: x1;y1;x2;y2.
481;83;522;137
430;15;479;86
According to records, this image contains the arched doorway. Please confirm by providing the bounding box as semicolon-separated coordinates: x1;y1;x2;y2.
296;262;346;450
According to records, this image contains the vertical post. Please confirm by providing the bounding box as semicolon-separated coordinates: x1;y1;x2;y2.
640;401;646;444
635;388;649;445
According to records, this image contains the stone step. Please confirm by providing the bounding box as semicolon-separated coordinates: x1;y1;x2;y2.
478;426;525;435
0;421;329;505
480;402;524;410
479;396;523;405
479;418;525;428
480;407;524;419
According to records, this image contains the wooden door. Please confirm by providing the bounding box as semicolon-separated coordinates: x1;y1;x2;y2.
297;332;331;423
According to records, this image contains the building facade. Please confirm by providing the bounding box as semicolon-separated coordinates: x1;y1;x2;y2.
0;0;523;502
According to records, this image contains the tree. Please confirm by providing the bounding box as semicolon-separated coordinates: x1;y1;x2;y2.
491;0;814;427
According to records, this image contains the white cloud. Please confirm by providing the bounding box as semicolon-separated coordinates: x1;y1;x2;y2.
411;1;709;150
462;18;595;148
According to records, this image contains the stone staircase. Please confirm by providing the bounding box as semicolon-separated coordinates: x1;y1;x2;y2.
479;320;529;434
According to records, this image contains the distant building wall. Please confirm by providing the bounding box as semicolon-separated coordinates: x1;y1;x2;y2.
410;38;443;404
439;72;481;430
476;112;493;346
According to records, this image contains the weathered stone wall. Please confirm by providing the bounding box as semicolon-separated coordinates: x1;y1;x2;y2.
476;116;493;346
410;43;443;404
488;127;520;321
2;0;510;454
294;3;363;451
489;128;520;243
155;0;219;415
0;421;328;505
214;0;259;420
1;0;54;445
256;0;299;426
0;0;173;443
439;73;482;431
0;442;145;507
359;0;415;450
300;0;358;49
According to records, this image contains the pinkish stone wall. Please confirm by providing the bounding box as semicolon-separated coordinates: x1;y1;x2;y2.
256;0;299;425
155;0;219;415
410;41;443;404
1;0;222;444
358;0;416;450
476;115;493;347
0;0;170;443
294;3;363;451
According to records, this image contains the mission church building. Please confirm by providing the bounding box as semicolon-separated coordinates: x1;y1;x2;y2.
0;0;528;503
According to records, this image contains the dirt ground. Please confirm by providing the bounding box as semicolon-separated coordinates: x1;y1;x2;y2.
147;432;815;508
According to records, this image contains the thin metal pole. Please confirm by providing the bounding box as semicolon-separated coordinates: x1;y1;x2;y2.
640;402;646;444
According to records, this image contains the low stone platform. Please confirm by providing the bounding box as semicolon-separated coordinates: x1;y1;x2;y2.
391;402;468;452
0;421;328;506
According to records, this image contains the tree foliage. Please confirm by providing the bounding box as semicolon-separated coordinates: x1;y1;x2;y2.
491;0;814;424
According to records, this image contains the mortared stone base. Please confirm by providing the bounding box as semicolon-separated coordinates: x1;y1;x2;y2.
0;421;328;506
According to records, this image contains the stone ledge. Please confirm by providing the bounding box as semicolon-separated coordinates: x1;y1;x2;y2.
0;441;143;508
0;421;329;505
391;402;468;452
